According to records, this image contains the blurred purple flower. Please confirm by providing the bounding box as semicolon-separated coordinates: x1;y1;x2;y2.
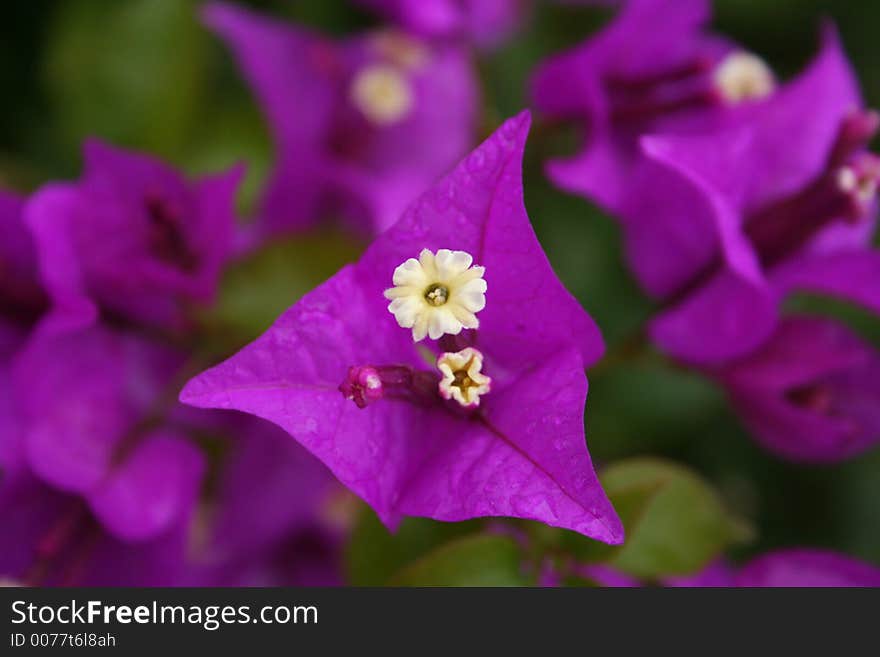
203;2;479;237
200;529;342;587
3;164;341;585
11;320;205;542
713;317;880;462
355;0;526;49
736;549;880;587
0;470;197;586
1;316;204;585
3;323;342;585
573;548;880;587
180;113;623;544
662;558;734;587
24;140;242;331
531;0;770;214
630;26;878;364
575;563;641;587
666;550;880;587
189;414;344;586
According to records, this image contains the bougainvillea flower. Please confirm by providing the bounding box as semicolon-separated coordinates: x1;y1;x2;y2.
712;316;880;462
0;470;197;586
617;24;878;364
666;550;880;587
181;112;622;543
355;0;525;49
530;0;784;215
11;320;205;542
204;2;479;236
23;141;242;331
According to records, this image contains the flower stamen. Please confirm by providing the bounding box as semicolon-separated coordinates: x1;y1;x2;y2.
424;283;449;306
437;347;492;408
350;64;414;126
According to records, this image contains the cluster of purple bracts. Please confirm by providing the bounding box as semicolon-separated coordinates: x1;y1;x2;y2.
2;0;877;587
532;0;880;464
0;144;341;586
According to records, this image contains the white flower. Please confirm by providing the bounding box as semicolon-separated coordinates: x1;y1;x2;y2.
437;347;492;408
350;64;414;126
714;51;776;104
384;248;487;342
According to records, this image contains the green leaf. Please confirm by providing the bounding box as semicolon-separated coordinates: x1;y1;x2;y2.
389;534;528;587
600;458;752;579
44;0;208;166
182;102;272;218
557;475;664;564
345;507;484;586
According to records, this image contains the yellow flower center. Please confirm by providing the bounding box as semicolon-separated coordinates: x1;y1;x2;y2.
350;64;414;126
424;283;450;306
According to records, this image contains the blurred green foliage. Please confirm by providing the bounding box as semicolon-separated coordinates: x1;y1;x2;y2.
1;0;878;582
600;458;752;577
559;458;749;572
203;230;365;350
347;510;499;585
388;534;529;586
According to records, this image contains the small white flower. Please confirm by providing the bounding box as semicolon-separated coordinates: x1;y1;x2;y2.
384;248;487;342
350;64;414;126
437;347;492;408
714;51;776;104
